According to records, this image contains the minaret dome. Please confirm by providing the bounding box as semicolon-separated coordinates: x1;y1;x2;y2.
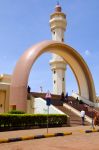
55;2;62;12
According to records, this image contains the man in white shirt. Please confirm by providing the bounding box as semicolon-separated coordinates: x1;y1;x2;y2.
80;110;85;125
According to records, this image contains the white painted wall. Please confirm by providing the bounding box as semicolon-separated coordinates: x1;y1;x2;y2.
72;92;99;108
33;98;64;114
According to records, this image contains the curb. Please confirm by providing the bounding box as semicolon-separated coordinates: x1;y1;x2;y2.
0;132;72;144
85;129;99;133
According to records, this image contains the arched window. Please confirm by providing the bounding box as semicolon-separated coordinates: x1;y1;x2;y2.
62;38;64;42
54;70;56;74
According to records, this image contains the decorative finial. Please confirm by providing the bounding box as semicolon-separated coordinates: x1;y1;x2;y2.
57;1;59;5
55;1;61;12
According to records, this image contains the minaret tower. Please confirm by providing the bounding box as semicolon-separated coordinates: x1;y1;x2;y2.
49;2;67;95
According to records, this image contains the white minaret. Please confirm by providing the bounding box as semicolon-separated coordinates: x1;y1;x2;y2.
49;3;67;95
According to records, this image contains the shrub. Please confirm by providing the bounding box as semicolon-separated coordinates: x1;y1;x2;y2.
0;114;67;130
8;110;25;114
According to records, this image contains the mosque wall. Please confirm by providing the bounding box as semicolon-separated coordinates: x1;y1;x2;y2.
0;74;11;113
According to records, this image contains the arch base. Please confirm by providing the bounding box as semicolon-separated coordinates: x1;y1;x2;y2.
10;86;27;112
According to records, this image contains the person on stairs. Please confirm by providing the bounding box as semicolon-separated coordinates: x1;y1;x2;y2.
80;110;85;125
60;92;65;102
65;92;68;103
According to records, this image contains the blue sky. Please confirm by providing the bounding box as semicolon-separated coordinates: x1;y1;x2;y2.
0;0;99;96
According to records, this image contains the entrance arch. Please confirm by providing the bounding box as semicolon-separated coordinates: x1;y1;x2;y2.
10;40;96;111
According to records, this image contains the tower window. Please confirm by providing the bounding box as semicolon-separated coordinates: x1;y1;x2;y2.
54;80;56;84
62;38;64;42
62;78;64;81
54;70;56;74
53;32;55;35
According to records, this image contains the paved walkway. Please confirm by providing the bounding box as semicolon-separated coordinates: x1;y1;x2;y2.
0;125;94;138
0;125;99;150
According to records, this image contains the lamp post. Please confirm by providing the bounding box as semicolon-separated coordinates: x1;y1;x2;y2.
40;86;43;93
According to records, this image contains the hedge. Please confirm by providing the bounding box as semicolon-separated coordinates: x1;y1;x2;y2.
0;114;67;131
8;110;25;114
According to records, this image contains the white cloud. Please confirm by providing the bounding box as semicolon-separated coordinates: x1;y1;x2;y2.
85;50;90;56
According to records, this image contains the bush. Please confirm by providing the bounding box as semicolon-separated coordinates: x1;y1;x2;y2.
0;114;67;130
8;110;25;114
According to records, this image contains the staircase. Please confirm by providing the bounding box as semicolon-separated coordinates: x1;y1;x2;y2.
31;92;97;126
64;96;94;118
56;105;89;126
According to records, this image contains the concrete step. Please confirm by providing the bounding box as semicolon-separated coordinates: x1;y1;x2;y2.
56;105;90;126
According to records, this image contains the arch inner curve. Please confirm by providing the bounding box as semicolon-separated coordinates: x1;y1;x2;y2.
10;40;96;111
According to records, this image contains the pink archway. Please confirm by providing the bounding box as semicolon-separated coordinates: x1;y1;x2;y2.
10;40;96;111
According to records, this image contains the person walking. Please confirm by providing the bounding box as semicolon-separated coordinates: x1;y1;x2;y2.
60;92;65;102
65;92;68;103
27;85;31;93
27;85;31;99
94;111;99;126
80;110;85;125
